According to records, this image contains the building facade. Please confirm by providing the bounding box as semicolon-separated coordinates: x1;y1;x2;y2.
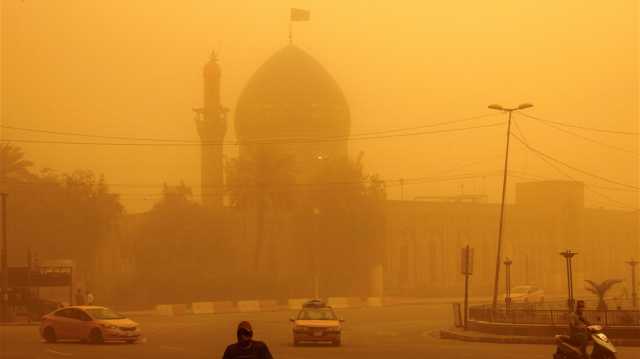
384;181;640;298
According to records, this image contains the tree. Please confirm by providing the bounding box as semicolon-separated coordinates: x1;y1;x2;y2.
0;143;34;181
585;279;623;311
300;152;386;296
226;147;295;271
132;183;233;304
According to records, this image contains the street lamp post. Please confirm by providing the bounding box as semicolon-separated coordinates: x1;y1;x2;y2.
1;192;7;322
626;259;638;308
488;103;534;311
504;257;513;311
560;249;578;310
312;207;320;299
311;154;329;299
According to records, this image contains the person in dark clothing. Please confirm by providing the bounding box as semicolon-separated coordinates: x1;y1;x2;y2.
568;300;590;358
74;289;85;306
222;321;273;359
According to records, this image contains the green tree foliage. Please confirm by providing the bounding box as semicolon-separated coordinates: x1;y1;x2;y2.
0;143;34;181
585;279;623;311
226;147;296;271
297;153;386;297
131;183;234;304
3;145;123;277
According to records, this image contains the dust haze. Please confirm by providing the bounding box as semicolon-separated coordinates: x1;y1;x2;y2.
0;1;639;358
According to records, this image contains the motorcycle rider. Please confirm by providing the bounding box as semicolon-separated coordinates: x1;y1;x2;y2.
568;300;591;358
222;321;273;359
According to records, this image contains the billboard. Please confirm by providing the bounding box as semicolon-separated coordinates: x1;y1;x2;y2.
7;266;72;287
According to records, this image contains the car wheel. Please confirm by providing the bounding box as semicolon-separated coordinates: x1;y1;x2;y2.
89;328;104;344
333;339;342;346
43;327;57;343
126;339;137;344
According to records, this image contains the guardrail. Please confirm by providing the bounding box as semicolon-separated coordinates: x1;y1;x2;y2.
469;305;640;326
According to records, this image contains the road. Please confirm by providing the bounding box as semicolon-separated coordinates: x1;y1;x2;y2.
2;303;639;359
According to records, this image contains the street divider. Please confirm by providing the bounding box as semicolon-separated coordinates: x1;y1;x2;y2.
258;300;279;312
366;297;383;307
288;298;311;310
192;302;215;314
155;304;174;316
152;296;452;317
328;297;350;309
212;301;236;313
172;304;188;316
237;300;261;312
347;297;364;308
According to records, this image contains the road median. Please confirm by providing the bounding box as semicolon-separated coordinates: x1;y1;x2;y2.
440;327;640;347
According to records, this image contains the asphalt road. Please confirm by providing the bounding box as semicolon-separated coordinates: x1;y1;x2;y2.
2;303;639;359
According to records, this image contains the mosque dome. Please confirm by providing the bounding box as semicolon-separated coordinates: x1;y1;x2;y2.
235;45;350;143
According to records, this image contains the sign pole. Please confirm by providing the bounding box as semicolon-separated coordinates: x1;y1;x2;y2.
462;245;473;330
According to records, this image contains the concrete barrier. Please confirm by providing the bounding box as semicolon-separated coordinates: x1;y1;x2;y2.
288;298;311;310
259;300;279;312
347;297;364;308
213;301;236;313
328;297;349;309
155;304;174;316
192;301;215;314
172;304;188;315
238;300;261;312
366;297;383;307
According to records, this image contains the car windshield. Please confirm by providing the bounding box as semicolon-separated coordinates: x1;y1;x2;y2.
512;287;530;294
85;307;126;320
298;308;337;320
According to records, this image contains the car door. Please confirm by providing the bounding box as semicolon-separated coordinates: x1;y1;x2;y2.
66;308;93;340
52;309;74;339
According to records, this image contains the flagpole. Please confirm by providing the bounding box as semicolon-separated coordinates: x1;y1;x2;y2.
289;21;293;44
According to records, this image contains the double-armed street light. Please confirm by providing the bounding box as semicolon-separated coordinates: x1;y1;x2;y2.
560;249;578;310
488;103;534;311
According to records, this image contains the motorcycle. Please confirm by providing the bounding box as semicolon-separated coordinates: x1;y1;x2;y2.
554;325;617;359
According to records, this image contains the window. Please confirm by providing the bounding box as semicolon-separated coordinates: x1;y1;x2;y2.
85;307;125;320
297;308;337;320
54;309;73;318
70;309;92;321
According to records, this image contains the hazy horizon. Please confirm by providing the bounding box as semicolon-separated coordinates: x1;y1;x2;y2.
2;0;638;213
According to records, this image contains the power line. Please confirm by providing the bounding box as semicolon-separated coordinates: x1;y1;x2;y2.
517;114;638;156
511;133;638;210
113;172;509;198
0;113;500;144
518;113;639;136
510;133;640;191
0;122;505;146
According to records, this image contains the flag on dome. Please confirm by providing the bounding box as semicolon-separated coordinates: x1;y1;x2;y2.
290;8;310;21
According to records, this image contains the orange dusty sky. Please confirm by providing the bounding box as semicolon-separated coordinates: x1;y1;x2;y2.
1;0;638;213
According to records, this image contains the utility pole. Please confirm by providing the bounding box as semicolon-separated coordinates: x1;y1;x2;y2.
560;249;578;311
487;103;533;311
627;259;638;308
1;193;7;322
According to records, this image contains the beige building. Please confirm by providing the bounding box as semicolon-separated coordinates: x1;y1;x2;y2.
384;181;639;298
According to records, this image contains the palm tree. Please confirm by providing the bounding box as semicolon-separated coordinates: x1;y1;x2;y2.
0;143;34;182
226;147;295;271
585;279;623;311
